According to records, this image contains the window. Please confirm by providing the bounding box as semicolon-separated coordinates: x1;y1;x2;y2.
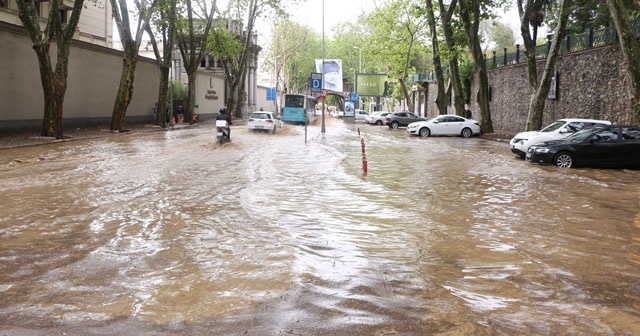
0;0;7;9
621;127;640;141
59;9;68;24
595;129;619;141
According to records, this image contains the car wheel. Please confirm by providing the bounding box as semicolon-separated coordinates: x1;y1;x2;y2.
375;120;383;126
554;152;574;168
461;128;472;138
391;121;399;129
419;127;430;137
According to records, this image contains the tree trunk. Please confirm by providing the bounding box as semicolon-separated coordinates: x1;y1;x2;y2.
185;72;197;123
525;0;569;131
438;0;466;116
459;0;494;133
155;66;170;127
111;50;138;132
399;79;414;112
606;0;640;125
425;0;448;115
16;0;84;139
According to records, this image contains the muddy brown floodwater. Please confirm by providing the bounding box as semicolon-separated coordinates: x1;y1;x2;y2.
1;118;639;335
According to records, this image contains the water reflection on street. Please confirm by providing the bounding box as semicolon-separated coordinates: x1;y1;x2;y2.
1;119;639;335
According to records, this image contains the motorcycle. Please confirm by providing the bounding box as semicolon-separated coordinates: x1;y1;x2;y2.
216;120;230;145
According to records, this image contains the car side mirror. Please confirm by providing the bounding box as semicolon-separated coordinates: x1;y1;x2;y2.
559;127;570;134
590;135;602;143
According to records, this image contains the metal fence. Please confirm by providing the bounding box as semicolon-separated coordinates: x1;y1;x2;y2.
413;19;640;82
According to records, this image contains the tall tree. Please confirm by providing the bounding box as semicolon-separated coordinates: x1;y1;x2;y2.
176;0;217;123
606;0;640;125
110;0;158;132
146;0;178;127
518;0;569;131
16;0;86;138
424;0;448;115
458;0;494;133
271;20;318;98
438;0;467;116
366;0;428;111
209;0;288;118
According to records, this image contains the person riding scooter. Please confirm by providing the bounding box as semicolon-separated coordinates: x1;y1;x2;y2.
216;107;232;141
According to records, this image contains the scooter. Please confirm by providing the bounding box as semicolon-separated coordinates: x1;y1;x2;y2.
216;120;230;145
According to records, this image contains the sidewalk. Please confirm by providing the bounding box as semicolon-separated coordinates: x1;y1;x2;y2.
0;123;188;150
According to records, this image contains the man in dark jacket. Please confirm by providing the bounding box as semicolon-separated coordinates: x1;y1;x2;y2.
216;107;232;140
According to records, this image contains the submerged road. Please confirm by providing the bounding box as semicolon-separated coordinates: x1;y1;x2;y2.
1;119;639;335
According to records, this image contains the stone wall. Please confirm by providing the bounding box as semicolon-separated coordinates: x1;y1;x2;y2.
423;42;634;133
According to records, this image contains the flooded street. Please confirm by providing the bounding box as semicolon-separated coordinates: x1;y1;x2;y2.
1;119;639;335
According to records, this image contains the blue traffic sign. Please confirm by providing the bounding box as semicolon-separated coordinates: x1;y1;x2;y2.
266;87;277;101
311;72;322;92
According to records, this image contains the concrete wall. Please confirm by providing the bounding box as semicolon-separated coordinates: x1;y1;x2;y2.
422;42;635;133
1;22;159;130
193;70;226;119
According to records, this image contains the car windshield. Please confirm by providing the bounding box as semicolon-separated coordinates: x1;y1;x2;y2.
540;120;566;132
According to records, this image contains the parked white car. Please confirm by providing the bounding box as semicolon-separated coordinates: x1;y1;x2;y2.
365;111;390;125
406;115;481;137
247;111;280;134
509;118;611;159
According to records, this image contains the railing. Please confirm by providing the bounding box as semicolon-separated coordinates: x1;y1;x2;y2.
413;18;640;82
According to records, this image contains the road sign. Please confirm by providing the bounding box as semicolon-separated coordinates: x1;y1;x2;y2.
311;72;322;92
318;89;329;101
266;87;276;101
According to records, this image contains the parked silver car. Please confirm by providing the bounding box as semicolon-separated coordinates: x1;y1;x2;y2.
385;111;427;129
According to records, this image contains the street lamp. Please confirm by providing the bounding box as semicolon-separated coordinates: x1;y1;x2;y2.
353;46;362;73
274;54;282;113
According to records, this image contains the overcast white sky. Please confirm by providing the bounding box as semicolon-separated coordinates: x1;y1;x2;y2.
285;0;521;36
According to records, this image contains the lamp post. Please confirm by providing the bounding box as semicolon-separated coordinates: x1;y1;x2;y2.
353;46;362;73
321;0;325;134
274;54;281;114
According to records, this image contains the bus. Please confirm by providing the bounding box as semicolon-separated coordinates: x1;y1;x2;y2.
282;94;317;125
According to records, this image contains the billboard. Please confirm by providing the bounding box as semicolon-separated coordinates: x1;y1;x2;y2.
355;74;389;97
315;59;343;92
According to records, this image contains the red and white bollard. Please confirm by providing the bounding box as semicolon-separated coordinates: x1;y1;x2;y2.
361;137;367;175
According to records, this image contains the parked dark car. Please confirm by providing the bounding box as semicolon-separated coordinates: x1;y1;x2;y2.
526;125;640;168
385;111;427;129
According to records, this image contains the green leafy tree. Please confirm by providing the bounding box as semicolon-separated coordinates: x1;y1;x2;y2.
483;20;516;50
606;0;640;125
364;0;428;111
438;0;468;116
209;0;290;118
458;0;498;133
424;0;449;115
16;0;86;138
175;0;217;124
270;20;319;101
110;0;159;132
518;0;570;131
